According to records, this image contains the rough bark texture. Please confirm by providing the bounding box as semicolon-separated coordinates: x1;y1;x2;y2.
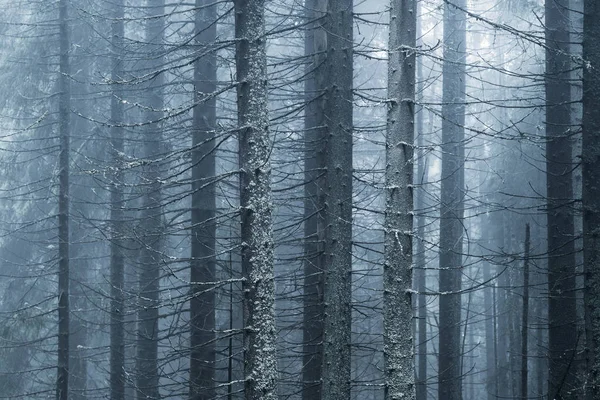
189;1;217;398
583;0;600;397
135;1;165;398
302;1;326;398
383;0;417;399
234;1;278;399
438;0;466;398
545;0;578;398
319;1;354;400
109;1;125;398
56;0;71;398
521;224;530;400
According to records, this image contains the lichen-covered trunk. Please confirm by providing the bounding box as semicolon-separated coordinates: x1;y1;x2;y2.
234;1;278;399
136;1;165;398
545;1;578;398
109;1;125;398
56;0;71;398
582;1;600;397
437;0;466;398
302;1;326;398
383;0;416;399
319;1;354;399
189;1;217;398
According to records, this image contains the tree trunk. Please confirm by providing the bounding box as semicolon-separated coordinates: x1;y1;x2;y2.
383;0;417;399
521;224;530;400
545;0;578;398
135;1;165;398
109;0;125;398
582;0;600;397
189;1;217;398
482;249;497;400
438;0;466;398
320;1;354;399
302;1;326;398
234;1;278;399
56;0;71;397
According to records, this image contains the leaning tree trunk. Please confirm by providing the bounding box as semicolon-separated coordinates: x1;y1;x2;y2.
582;0;600;397
109;0;125;398
383;0;417;398
320;1;354;399
234;1;278;399
437;0;467;399
545;0;578;398
135;0;165;398
56;0;71;398
189;1;217;398
302;1;326;398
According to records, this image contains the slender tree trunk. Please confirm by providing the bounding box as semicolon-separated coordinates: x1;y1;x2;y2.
189;1;217;398
521;224;531;400
582;1;600;397
109;0;125;398
56;0;71;398
302;1;326;398
438;0;466;398
320;1;354;399
482;254;497;400
234;1;278;399
136;1;165;398
383;0;417;399
545;0;578;398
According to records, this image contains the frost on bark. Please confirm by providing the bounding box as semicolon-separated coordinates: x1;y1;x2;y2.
438;0;466;398
318;1;354;400
189;1;217;398
582;0;600;397
545;0;578;398
383;0;417;399
234;1;278;399
109;0;125;398
136;0;165;398
56;0;71;398
302;0;326;398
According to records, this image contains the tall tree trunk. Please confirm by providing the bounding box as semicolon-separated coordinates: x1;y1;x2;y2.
582;0;600;397
109;0;125;398
135;1;165;398
189;1;217;398
482;249;497;400
302;1;326;398
234;1;278;399
56;0;71;397
545;0;578;398
521;224;531;400
438;0;466;398
320;1;354;399
383;0;417;399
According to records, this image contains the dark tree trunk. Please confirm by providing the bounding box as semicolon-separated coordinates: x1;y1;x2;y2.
383;0;417;399
582;0;600;397
302;1;326;398
437;0;466;398
189;1;217;398
234;1;278;399
56;0;71;398
135;1;165;398
109;0;125;398
545;0;578;398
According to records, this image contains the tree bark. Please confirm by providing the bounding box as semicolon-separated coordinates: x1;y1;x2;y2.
521;224;530;400
135;1;165;398
109;0;125;398
582;0;600;397
383;0;417;399
189;1;217;398
56;0;71;397
545;0;578;398
438;0;466;398
234;1;278;399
